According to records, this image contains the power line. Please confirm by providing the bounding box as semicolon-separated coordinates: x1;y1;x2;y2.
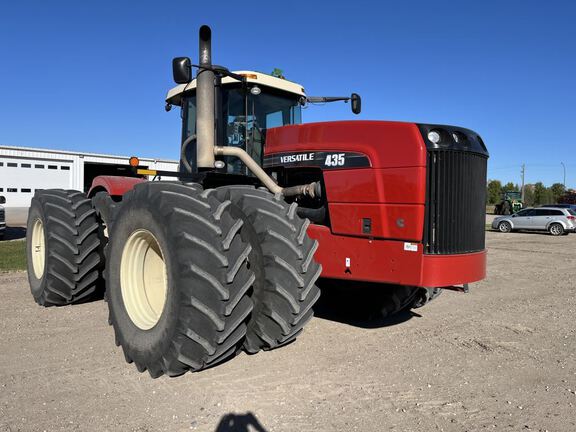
521;163;525;201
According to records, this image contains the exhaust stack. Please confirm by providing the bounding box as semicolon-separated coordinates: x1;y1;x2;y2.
196;25;215;168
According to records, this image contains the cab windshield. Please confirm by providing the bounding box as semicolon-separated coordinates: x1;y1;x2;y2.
505;192;522;200
182;85;302;174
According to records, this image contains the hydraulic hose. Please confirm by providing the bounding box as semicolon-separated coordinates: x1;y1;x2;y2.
180;134;197;174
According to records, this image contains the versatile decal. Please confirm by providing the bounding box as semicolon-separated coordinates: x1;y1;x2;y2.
264;151;371;170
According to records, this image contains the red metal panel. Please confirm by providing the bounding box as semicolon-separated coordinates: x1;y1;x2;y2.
88;176;146;197
265;121;427;169
420;252;486;287
323;167;427;204
328;203;424;241
308;224;486;287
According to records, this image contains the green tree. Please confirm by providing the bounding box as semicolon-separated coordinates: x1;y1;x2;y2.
550;183;566;203
524;185;535;207
271;68;285;79
503;182;519;192
486;179;502;204
533;182;553;206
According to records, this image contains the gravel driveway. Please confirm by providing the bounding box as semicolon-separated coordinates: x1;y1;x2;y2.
0;230;574;431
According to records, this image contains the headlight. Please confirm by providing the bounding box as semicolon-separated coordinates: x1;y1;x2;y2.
452;131;468;146
427;130;442;144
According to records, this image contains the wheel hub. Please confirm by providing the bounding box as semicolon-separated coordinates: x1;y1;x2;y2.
31;218;46;279
120;229;168;330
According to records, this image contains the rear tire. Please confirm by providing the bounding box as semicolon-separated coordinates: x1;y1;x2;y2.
106;182;254;377
548;223;564;236
92;191;117;238
315;280;420;321
375;285;420;318
412;287;443;309
26;189;104;306
214;186;322;353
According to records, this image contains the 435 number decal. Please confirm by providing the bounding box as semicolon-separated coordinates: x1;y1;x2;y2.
263;151;371;169
324;153;345;167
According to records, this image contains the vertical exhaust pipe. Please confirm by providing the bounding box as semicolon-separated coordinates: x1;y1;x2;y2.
196;25;215;168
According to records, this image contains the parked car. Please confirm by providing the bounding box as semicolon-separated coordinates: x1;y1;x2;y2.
0;195;5;240
492;207;576;236
539;203;576;211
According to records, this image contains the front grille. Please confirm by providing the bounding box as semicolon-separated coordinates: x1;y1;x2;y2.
424;150;488;254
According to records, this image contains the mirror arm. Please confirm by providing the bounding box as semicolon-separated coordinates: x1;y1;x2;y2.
306;96;350;103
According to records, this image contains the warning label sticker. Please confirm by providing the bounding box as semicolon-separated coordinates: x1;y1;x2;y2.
403;242;418;252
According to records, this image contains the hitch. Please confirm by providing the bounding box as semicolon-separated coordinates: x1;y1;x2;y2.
440;284;470;293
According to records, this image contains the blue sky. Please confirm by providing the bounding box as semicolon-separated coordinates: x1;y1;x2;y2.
1;1;574;188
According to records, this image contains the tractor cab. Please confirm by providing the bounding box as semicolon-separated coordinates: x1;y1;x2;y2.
166;71;305;175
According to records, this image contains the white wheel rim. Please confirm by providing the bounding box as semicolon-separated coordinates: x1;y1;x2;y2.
31;218;46;279
120;229;168;330
551;225;561;235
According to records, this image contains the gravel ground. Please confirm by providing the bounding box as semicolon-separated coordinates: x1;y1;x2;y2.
0;230;575;432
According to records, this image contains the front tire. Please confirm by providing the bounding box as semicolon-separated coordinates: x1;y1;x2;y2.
106;182;254;377
26;190;104;306
498;221;512;233
214;186;322;353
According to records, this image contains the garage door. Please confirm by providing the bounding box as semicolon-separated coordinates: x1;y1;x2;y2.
0;157;73;207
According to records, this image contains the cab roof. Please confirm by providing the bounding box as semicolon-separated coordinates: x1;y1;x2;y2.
165;71;306;106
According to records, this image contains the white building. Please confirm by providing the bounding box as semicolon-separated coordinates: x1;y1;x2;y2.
0;145;178;209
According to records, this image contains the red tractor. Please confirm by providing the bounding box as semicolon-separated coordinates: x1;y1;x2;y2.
26;26;488;377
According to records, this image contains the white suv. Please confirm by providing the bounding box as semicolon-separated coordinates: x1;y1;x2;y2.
492;207;576;236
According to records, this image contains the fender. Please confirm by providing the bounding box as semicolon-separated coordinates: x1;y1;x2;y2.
546;220;568;230
87;175;147;197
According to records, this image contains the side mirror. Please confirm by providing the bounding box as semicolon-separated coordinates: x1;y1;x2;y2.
0;196;5;204
172;57;192;84
351;93;361;115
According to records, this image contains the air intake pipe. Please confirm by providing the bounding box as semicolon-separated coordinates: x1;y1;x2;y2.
196;25;215;168
191;25;320;200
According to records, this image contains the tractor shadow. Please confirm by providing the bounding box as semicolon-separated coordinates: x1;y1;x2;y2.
2;226;27;241
214;412;268;432
313;279;420;329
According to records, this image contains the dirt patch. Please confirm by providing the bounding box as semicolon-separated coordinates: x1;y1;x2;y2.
0;231;575;431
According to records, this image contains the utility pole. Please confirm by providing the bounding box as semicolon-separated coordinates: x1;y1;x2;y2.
561;162;566;189
520;163;525;201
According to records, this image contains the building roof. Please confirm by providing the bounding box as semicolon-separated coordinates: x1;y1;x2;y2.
0;144;178;164
166;70;306;106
